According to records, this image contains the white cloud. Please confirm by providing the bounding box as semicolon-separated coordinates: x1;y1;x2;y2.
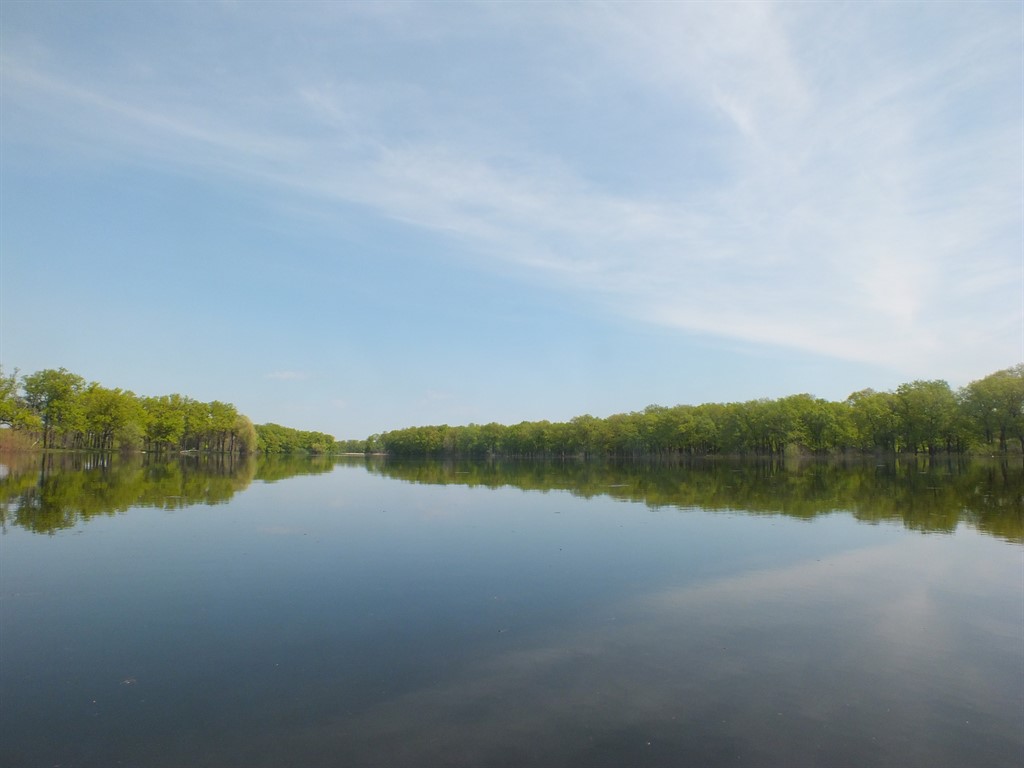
2;2;1020;382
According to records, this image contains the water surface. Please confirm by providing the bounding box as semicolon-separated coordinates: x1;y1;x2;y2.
1;455;1021;767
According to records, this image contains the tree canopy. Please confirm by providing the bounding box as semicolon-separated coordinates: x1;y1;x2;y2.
3;364;1020;458
0;366;332;455
375;366;1024;458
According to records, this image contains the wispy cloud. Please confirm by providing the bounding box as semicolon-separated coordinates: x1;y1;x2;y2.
3;2;1019;381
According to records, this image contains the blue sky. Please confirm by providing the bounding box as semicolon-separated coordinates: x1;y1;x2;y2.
2;1;1021;439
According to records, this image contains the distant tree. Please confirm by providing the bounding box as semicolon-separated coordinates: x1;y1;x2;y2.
22;368;86;449
334;438;367;453
182;398;210;451
8;362;1024;459
846;389;899;452
686;404;723;455
255;422;336;454
0;366;38;431
80;383;141;452
209;401;238;453
894;380;958;454
142;394;187;453
961;365;1024;452
786;395;854;453
231;414;258;454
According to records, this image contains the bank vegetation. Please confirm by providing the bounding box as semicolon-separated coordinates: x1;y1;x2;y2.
0;367;334;455
373;366;1024;459
3;364;1020;459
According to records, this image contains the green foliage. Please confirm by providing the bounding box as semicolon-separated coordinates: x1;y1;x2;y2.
141;394;187;451
846;389;898;451
335;438;370;453
378;365;1024;458
22;368;86;449
233;414;258;455
6;363;1022;459
2;367;322;455
80;384;142;452
0;366;38;431
255;423;335;454
961;365;1024;453
893;380;961;454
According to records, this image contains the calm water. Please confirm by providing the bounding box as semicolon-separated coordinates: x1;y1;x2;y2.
1;454;1021;767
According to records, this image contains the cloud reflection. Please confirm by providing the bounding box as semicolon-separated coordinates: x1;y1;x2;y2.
241;536;1023;767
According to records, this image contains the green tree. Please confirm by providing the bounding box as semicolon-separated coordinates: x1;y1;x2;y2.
0;366;38;431
80;384;141;452
22;368;86;449
685;404;723;455
569;414;602;457
142;395;187;453
231;414;258;454
894;380;958;454
785;394;854;453
846;389;899;451
209;401;238;453
255;422;336;454
182;398;211;451
961;365;1024;452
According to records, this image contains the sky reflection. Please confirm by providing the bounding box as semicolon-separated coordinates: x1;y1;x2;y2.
1;462;1021;767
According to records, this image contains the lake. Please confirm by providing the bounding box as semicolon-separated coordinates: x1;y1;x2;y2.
1;454;1021;767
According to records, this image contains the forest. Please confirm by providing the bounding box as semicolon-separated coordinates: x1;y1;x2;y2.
0;367;334;454
2;364;1021;458
373;366;1024;458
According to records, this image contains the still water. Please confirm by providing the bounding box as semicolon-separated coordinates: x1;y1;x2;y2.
1;455;1021;767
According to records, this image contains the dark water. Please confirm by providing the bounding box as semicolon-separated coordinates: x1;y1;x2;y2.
1;454;1021;767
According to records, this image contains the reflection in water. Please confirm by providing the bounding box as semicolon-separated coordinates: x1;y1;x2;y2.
0;452;339;534
283;535;1020;768
369;456;1024;543
2;453;1022;541
0;454;1020;767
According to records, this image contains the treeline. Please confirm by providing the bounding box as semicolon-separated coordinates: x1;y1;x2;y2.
0;367;335;454
336;438;372;454
255;423;335;454
376;366;1024;458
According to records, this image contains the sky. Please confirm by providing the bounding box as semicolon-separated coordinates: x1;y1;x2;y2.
1;1;1021;440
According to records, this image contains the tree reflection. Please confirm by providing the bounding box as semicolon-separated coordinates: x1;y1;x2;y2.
3;454;1019;542
367;456;1023;543
0;452;337;534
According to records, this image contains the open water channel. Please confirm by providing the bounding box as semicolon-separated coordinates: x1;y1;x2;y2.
1;454;1021;767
